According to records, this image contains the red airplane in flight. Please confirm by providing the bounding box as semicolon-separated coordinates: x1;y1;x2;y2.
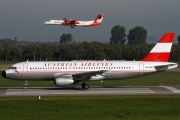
44;14;104;28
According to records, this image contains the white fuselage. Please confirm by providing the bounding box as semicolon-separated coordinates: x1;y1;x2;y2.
44;20;65;25
1;33;175;89
4;61;177;81
44;20;98;26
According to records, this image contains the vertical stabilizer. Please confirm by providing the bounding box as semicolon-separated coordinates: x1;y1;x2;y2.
94;14;104;23
140;33;175;62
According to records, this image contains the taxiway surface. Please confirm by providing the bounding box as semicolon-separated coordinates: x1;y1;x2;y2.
0;86;180;96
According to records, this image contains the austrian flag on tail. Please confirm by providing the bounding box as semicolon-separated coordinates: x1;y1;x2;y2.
141;33;175;62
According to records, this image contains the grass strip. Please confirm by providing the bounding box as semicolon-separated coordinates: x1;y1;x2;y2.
0;95;180;120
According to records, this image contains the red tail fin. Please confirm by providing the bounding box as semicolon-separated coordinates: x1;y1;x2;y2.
94;14;104;23
140;33;175;62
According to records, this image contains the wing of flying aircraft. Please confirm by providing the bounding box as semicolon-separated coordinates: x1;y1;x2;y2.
2;33;177;89
44;14;104;28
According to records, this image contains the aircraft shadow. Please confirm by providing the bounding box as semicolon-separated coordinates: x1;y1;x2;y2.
36;86;145;90
3;86;146;90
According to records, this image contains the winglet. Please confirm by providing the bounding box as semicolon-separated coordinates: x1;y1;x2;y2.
140;33;175;62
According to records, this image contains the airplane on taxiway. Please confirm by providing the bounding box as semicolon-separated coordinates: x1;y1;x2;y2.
44;14;104;28
1;33;177;89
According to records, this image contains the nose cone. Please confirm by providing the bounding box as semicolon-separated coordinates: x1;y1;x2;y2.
44;21;50;25
1;71;6;78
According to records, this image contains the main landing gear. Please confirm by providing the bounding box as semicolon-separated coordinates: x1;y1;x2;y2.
82;83;89;90
24;80;28;89
71;25;75;28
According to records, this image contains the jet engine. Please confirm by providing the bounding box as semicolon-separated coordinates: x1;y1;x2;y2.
54;77;74;86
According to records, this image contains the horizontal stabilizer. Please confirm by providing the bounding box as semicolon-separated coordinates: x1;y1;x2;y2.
154;65;168;72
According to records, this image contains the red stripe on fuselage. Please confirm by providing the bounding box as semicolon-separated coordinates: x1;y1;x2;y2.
140;53;170;62
16;70;156;74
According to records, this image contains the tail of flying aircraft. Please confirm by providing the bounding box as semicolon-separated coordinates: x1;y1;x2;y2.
94;14;104;24
140;33;175;62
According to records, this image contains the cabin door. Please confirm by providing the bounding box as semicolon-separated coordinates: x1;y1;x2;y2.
23;63;28;73
139;63;144;72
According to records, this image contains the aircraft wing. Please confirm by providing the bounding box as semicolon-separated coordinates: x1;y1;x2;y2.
53;70;106;82
72;70;106;81
73;70;105;77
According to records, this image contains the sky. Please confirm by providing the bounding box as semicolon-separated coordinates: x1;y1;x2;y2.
0;0;180;43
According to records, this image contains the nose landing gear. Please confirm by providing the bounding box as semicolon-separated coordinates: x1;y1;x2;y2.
24;80;28;89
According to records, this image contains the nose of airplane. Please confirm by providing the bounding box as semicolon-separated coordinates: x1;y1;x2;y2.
1;71;6;78
44;21;49;24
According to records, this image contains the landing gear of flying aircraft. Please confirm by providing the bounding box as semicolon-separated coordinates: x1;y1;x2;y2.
24;80;28;89
82;83;89;89
71;24;74;28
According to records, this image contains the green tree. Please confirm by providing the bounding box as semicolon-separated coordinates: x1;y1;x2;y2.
127;26;147;45
2;43;11;62
178;35;180;44
110;25;126;44
60;34;73;44
23;44;38;61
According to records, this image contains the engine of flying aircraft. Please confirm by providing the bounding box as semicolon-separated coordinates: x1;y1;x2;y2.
64;19;76;24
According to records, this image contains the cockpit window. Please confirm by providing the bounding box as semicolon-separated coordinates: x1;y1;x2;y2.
8;67;17;70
